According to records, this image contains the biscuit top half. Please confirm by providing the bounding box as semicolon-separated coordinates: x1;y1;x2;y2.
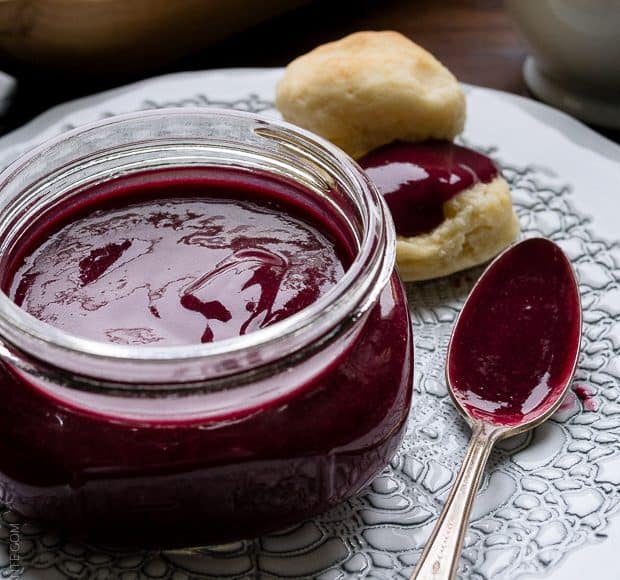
276;31;466;158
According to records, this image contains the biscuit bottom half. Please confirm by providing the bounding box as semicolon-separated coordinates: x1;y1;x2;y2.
396;175;520;282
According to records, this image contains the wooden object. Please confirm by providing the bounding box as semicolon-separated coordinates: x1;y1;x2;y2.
0;0;309;74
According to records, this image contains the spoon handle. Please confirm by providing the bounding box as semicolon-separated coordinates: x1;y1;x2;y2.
410;424;500;580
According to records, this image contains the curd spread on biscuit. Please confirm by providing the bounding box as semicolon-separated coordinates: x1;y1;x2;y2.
359;141;499;237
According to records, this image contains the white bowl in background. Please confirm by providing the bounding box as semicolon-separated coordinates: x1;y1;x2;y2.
505;0;620;128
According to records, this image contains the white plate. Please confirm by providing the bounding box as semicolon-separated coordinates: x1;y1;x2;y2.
1;68;620;580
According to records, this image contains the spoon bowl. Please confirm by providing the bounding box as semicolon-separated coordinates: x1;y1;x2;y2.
411;237;581;580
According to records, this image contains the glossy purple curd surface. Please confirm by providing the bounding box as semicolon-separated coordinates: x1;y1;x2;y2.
448;238;581;426
359;141;499;237
0;168;413;547
7;170;347;346
574;384;597;412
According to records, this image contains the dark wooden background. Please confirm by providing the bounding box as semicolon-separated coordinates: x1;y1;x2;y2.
0;0;617;142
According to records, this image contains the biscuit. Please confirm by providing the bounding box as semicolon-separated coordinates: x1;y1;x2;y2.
396;176;520;281
275;31;466;158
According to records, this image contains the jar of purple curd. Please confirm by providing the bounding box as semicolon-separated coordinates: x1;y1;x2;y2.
0;109;413;548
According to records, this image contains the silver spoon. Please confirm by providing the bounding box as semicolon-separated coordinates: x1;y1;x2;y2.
410;238;582;580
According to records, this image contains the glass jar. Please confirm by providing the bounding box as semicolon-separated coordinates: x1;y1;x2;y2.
0;109;412;548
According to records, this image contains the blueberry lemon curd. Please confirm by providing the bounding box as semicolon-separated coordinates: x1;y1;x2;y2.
359;141;499;237
0;167;413;547
448;238;581;426
358;140;519;282
8;170;346;346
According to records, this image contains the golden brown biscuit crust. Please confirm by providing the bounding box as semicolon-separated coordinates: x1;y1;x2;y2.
276;31;466;158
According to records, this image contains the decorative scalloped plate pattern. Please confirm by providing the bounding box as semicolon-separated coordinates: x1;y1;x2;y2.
0;69;619;580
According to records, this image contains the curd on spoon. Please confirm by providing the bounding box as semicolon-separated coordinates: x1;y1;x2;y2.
411;237;581;580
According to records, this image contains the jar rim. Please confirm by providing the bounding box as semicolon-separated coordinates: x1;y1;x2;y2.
0;108;396;386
